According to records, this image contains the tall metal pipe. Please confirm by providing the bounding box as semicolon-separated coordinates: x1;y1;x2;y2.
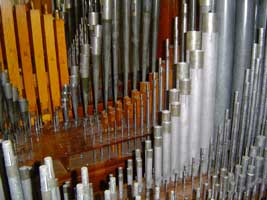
122;0;131;96
112;0;120;104
188;0;197;31
131;0;141;90
232;0;255;101
141;0;152;81
200;13;218;149
189;50;204;159
91;26;102;114
215;0;236;127
180;1;187;62
179;78;191;170
154;126;162;187
102;0;112;110
170;102;180;180
151;0;161;73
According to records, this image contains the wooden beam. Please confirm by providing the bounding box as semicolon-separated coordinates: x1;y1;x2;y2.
29;9;51;114
54;15;69;87
43;13;61;110
15;5;37;112
0;1;23;95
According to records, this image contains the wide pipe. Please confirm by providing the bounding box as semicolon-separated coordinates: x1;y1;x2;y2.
232;0;255;101
215;0;236;127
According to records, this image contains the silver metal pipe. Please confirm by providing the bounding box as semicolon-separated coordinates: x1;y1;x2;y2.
70;75;79;126
112;0;120;103
162;121;171;183
180;1;187;62
152;73;157;126
158;58;163;112
188;0;197;31
232;0;255;101
201;13;218;149
170;102;180;179
19;166;33;200
102;0;112;110
145;149;153;190
122;0;131;96
165;39;170;110
215;0;236;128
189;50;204;159
39;165;52;200
179;78;191;169
141;0;152;81
131;0;141;90
91;27;102;114
154;128;162;187
176;62;189;91
136;158;143;193
174;17;179;66
151;0;160;73
185;31;201;63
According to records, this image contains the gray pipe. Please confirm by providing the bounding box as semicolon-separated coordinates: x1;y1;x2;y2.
19;166;33;200
102;0;112;110
141;0;152;81
122;0;131;96
215;0;236;127
151;0;161;73
131;0;141;90
188;0;197;31
112;0;120;103
201;13;218;149
232;0;255;101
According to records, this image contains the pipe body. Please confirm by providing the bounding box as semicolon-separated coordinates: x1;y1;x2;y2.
232;0;255;101
201;13;218;149
215;0;236;127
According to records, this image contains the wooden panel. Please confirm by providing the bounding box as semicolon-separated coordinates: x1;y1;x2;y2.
0;40;3;69
0;1;23;94
15;5;37;112
43;13;61;110
30;9;50;113
54;17;69;86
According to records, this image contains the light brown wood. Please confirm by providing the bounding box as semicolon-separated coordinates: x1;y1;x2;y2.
15;5;37;112
0;40;4;69
43;13;61;110
54;18;69;87
0;1;23;95
30;9;51;113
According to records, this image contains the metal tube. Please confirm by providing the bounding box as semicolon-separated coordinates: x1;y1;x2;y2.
145;149;153;190
188;0;197;31
122;0;131;96
131;0;141;89
19;166;33;200
81;167;90;199
232;0;255;101
91;27;102;114
70;75;79;126
162;121;171;183
201;13;218;149
185;31;201;62
39;165;52;200
154;129;162;187
174;17;179;66
171;102;181;179
112;0;120;103
158;58;163;112
136;158;143;193
189;50;204;159
102;0;112;110
215;0;236;128
179;78;191;169
118;167;123;200
165;39;170;109
180;1;187;62
151;0;160;73
141;0;152;81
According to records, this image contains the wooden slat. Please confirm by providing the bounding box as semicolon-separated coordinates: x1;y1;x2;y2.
15;5;37;112
54;17;69;86
43;13;61;110
0;40;3;69
30;9;50;113
0;1;23;94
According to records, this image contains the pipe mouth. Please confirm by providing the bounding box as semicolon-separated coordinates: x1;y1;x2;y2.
162;120;171;133
186;31;202;51
154;136;162;147
171;101;181;116
161;110;171;123
3;83;12;99
177;62;189;80
153;125;162;137
190;50;204;69
12;87;19;102
179;78;191;95
71;65;80;76
201;12;217;33
19;166;32;180
102;0;112;20
145;140;152;149
18;99;29;113
81;43;90;55
88;12;99;26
